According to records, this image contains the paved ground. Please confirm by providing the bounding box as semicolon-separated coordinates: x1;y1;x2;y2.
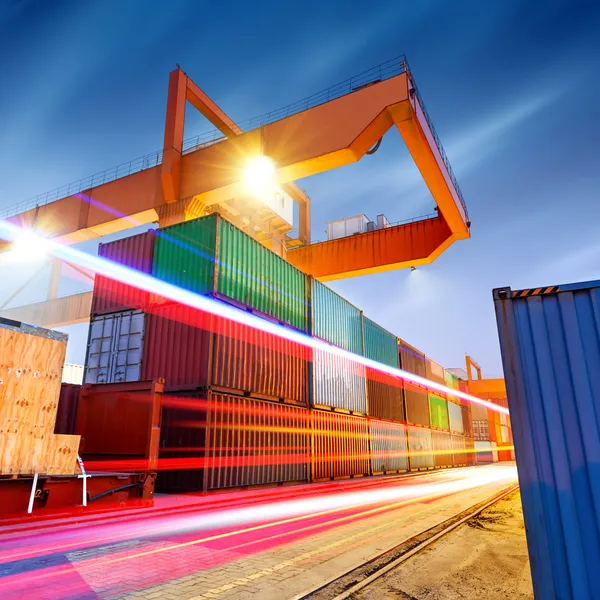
355;489;533;600
0;464;518;600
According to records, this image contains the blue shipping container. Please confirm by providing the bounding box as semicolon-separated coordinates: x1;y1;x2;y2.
493;280;600;600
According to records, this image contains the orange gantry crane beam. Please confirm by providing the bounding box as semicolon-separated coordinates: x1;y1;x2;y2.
3;58;469;282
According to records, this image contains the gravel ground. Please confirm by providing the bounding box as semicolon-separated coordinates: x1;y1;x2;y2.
354;490;533;600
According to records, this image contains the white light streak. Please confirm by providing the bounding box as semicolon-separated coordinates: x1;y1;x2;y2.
0;219;509;415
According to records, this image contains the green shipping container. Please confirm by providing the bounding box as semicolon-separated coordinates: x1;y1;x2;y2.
311;279;363;354
152;214;308;331
429;393;449;430
444;369;459;390
363;316;399;368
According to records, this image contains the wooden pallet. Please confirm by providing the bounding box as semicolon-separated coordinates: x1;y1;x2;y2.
0;320;80;475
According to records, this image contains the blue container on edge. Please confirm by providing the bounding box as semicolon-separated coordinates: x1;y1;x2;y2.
493;279;600;600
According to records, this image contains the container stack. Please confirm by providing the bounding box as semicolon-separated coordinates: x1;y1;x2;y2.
79;212;506;492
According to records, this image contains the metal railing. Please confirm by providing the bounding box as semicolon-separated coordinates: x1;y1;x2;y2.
0;55;467;222
287;212;438;245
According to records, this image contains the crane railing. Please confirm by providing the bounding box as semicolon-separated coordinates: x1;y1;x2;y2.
1;55;467;222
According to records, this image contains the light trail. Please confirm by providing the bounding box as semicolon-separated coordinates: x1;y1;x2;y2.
0;466;517;598
0;219;508;415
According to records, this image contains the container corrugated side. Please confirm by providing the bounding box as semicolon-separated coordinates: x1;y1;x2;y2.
312;348;367;414
217;218;308;331
403;382;430;426
142;304;212;386
92;230;156;316
443;369;460;390
490;441;499;463
363;316;399;368
461;404;473;438
451;434;467;466
152;214;217;298
369;420;409;473
366;368;404;422
448;401;464;433
157;390;207;492
55;383;81;435
206;393;310;490
425;358;445;384
62;363;84;385
406;426;434;469
398;339;429;424
311;279;363;354
465;436;475;465
431;430;453;467
211;317;309;404
312;411;370;479
428;393;449;430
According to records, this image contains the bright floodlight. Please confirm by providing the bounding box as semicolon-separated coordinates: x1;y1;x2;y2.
7;229;50;263
243;155;276;199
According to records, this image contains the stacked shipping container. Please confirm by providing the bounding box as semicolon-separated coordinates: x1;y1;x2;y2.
81;212;508;490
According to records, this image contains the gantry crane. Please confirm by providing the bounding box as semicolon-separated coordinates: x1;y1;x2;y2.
0;56;470;326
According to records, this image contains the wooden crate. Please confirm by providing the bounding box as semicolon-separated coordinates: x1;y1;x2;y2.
0;319;80;475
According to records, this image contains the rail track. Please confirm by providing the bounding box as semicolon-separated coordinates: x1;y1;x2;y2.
296;482;520;600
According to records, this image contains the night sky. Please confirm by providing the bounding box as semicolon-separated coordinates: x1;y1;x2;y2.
1;0;599;375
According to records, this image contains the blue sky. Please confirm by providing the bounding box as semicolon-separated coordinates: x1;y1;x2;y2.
1;0;599;375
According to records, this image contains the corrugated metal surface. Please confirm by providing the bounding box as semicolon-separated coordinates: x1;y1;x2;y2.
451;434;467;466
212;318;309;404
407;426;434;469
157;390;207;492
217;218;308;331
206;393;310;489
398;340;429;424
312;348;367;413
431;430;453;467
474;441;493;464
403;382;430;426
142;303;212;387
470;401;490;421
369;419;409;473
363;316;399;368
398;338;426;376
55;384;80;435
152;214;308;331
366;368;404;422
465;436;475;466
461;405;473;438
152;214;217;297
425;358;445;384
428;393;449;430
92;230;155;315
447;401;464;433
62;363;84;385
85;311;145;384
312;411;370;479
311;279;363;353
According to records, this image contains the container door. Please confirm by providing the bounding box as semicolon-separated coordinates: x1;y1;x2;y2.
84;311;145;384
85;314;117;384
112;311;145;383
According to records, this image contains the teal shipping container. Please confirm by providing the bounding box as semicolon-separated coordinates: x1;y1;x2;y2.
363;316;399;368
152;214;308;331
311;279;363;354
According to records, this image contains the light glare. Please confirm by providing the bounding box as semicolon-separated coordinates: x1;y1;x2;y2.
244;155;276;199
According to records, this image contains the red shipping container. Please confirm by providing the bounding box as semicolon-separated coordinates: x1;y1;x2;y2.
312;410;370;479
92;230;156;316
211;317;310;404
55;383;81;435
141;303;213;387
366;368;405;422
